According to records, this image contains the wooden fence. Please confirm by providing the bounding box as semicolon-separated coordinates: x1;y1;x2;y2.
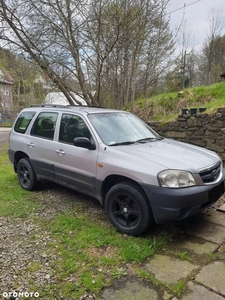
0;111;20;126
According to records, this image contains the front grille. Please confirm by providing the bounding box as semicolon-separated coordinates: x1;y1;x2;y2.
199;162;221;183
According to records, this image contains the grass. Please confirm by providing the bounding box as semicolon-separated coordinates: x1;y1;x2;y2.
0;144;167;299
169;279;186;297
127;82;225;122
49;213;163;263
175;250;193;262
0;145;38;217
40;213;167;298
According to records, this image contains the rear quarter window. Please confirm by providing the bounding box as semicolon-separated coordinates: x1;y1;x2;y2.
14;111;36;134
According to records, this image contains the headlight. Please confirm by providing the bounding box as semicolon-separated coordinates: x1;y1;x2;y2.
158;170;196;188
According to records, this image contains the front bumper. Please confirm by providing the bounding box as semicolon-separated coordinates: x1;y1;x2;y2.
141;180;225;224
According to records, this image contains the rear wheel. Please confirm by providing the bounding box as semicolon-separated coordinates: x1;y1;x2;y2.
105;182;153;235
17;158;39;191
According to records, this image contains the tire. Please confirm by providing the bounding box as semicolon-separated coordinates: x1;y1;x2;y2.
17;158;39;191
105;182;153;236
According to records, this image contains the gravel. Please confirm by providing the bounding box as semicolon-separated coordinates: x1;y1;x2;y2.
0;217;55;292
0;184;101;299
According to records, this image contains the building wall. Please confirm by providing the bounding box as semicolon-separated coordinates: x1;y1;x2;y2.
0;82;14;110
148;108;225;164
0;69;14;111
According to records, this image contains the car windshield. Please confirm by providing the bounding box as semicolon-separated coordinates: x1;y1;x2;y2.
88;112;161;146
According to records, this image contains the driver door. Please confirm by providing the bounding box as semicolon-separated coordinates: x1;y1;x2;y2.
53;113;98;193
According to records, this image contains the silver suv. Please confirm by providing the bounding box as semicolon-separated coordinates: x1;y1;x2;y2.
8;105;225;235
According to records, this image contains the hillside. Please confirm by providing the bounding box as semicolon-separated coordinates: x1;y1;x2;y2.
129;82;225;122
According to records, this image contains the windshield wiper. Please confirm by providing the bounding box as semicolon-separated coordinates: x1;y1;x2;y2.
136;137;163;143
109;141;136;146
109;137;163;146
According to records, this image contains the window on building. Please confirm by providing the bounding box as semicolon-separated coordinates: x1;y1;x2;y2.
4;90;9;96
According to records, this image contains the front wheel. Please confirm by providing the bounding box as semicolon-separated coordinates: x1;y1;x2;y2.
17;158;39;191
105;182;153;236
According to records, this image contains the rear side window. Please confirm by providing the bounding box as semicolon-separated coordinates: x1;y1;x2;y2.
31;112;58;140
14;111;36;134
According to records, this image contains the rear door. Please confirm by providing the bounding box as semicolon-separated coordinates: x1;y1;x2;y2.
53;113;98;193
27;111;58;179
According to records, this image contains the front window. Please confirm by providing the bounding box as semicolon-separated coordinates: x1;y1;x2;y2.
89;112;160;146
59;113;91;144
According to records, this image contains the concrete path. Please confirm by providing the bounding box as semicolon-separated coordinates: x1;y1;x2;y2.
0;127;11;131
0;127;11;144
101;209;225;300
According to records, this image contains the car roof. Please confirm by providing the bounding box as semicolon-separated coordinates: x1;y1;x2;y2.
26;105;127;115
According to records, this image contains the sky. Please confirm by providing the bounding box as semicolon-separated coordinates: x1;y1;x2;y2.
167;0;225;50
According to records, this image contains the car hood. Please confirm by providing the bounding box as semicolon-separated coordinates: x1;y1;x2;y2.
114;138;220;172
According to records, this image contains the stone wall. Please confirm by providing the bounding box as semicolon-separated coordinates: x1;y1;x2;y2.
148;108;225;164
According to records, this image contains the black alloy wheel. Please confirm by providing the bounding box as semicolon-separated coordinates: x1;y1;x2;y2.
17;158;39;191
105;182;153;236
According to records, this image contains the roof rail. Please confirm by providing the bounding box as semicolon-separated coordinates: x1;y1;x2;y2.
30;104;70;108
29;104;107;109
67;105;106;108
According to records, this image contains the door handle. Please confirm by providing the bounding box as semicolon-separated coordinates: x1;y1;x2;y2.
56;149;65;156
27;142;35;148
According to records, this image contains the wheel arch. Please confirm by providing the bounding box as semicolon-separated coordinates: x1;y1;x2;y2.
104;180;154;235
14;151;30;173
101;175;148;207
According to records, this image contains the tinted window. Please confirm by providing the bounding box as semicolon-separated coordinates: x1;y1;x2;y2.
14;111;36;134
59;113;90;144
31;112;58;140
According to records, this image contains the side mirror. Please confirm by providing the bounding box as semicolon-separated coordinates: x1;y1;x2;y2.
74;137;96;150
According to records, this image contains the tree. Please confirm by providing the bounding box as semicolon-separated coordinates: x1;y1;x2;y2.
196;8;225;85
86;0;174;106
0;47;45;108
137;0;175;97
160;3;199;92
197;35;225;85
0;0;174;107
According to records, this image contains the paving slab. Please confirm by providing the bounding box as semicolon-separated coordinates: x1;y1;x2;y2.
195;261;225;296
144;254;198;284
202;210;225;226
217;204;225;212
186;220;225;244
173;281;225;300
167;234;218;255
101;278;161;300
